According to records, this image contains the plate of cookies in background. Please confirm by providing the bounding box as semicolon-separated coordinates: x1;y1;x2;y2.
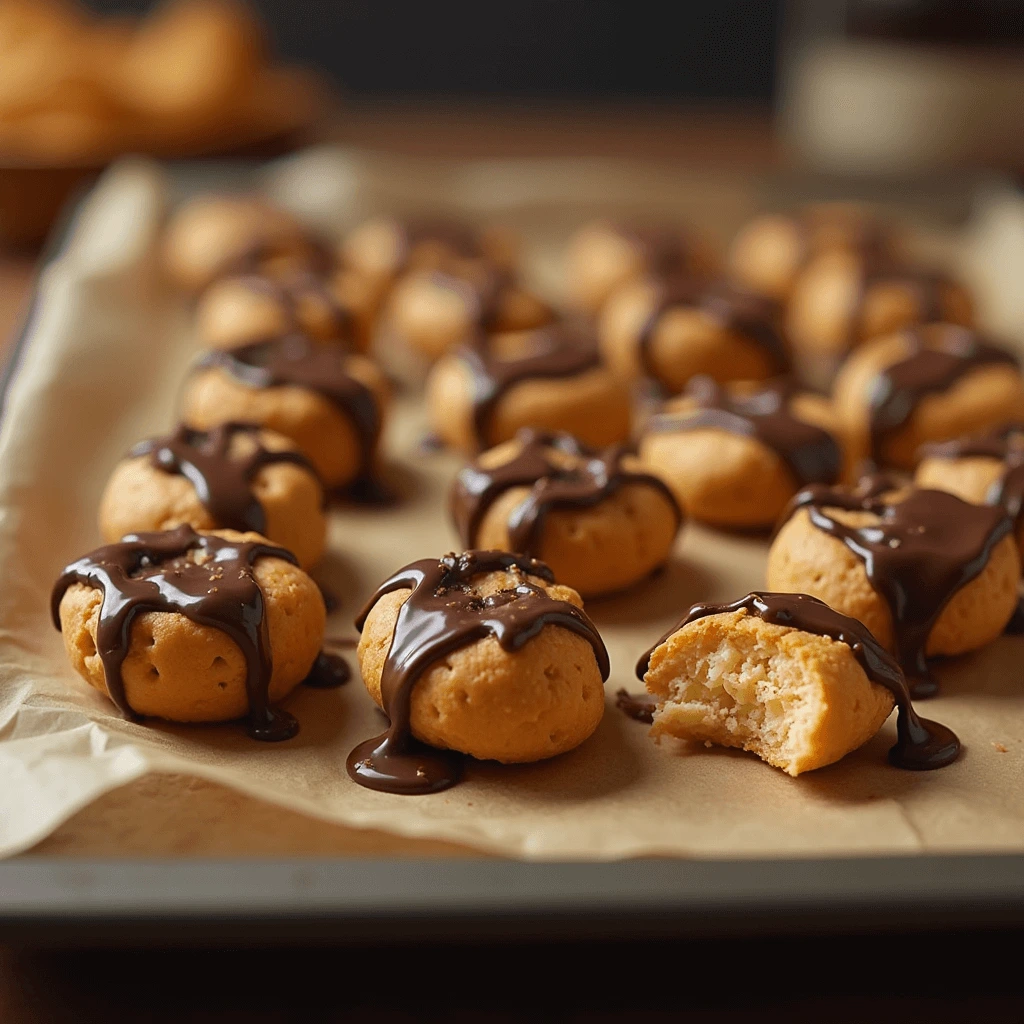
1;147;1024;875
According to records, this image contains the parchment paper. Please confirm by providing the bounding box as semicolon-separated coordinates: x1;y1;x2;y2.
2;156;1023;860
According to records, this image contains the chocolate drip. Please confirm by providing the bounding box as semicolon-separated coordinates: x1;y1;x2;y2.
51;525;300;741
635;280;787;391
451;429;682;554
459;326;603;450
866;328;1017;466
615;688;656;723
130;422;318;535
196;335;381;483
302;651;351;689
429;266;510;332
781;479;1013;697
636;591;959;770
645;376;842;487
229;272;353;344
347;550;610;795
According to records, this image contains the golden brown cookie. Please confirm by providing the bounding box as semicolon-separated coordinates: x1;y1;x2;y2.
599;278;786;395
636;592;959;776
98;423;327;570
350;551;609;789
727;204;893;302
767;477;1020;696
163;195;319;292
786;250;973;373
450;430;683;597
425;325;632;454
52;526;326;735
638;376;843;527
831;325;1024;471
180;336;388;490
564;221;717;315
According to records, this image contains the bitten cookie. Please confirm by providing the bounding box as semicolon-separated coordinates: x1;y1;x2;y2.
98;422;327;570
786;250;973;371
564;221;717;315
831;324;1024;470
52;525;326;738
348;550;610;794
426;324;632;453
916;424;1024;558
163;195;321;292
195;268;382;352
727;204;892;302
450;429;683;597
384;264;553;361
638;376;843;528
599;278;787;395
180;334;388;490
768;476;1020;697
635;592;959;776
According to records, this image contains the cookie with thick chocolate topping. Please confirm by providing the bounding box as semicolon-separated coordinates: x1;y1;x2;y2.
635;592;959;776
599;277;786;395
426;324;632;454
99;423;327;569
638;376;843;528
768;477;1020;697
350;551;610;793
52;526;326;737
832;324;1024;471
450;429;682;597
180;334;388;490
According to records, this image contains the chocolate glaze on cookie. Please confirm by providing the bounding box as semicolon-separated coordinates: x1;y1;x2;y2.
635;280;787;390
634;591;959;770
227;271;354;344
459;325;603;450
195;334;381;486
923;423;1024;518
51;525;301;741
450;428;682;554
646;375;842;487
348;550;610;795
428;266;512;333
130;422;318;535
616;224;697;278
397;220;484;269
865;327;1017;467
780;478;1013;697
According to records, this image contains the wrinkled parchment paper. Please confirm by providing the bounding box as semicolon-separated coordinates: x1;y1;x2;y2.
2;156;1024;860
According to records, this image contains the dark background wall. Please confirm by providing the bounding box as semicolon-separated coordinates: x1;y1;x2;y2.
83;0;783;100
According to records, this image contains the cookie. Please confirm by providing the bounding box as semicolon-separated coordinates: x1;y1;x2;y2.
425;324;632;454
98;422;327;570
831;324;1024;470
52;525;328;738
786;250;973;371
727;204;892;302
163;195;321;292
635;592;959;776
768;476;1020;697
638;376;843;527
450;429;683;597
599;278;787;395
916;424;1024;558
564;221;717;315
348;550;610;793
384;265;553;361
180;335;388;490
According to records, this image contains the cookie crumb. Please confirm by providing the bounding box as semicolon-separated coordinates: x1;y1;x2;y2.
993;742;1008;753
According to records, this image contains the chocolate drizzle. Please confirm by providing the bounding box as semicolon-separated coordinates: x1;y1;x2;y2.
635;591;959;770
51;525;300;741
347;550;610;795
781;478;1014;697
866;328;1017;466
450;429;682;554
459;326;603;450
645;376;842;487
428;266;510;332
617;224;695;278
635;280;787;391
615;688;656;723
196;335;381;483
130;422;318;535
229;272;353;344
302;651;351;689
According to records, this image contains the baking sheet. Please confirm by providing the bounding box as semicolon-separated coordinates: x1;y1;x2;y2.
1;156;1024;861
